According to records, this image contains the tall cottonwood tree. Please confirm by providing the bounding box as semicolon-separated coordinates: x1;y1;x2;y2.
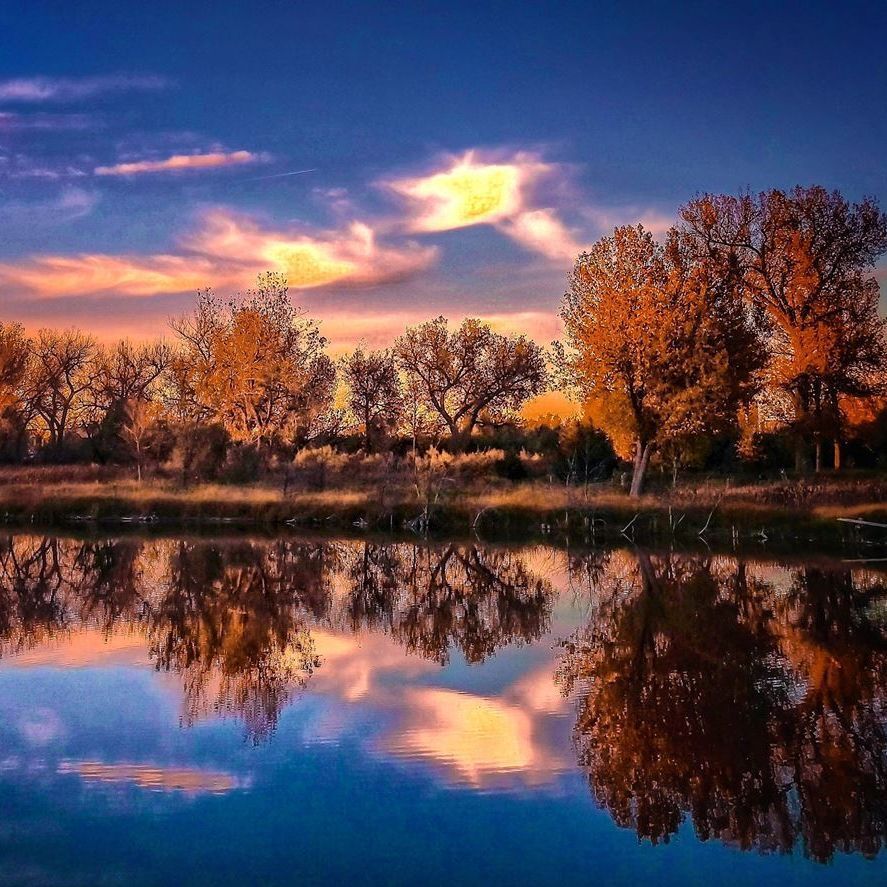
560;225;762;496
170;273;336;451
395;316;546;446
341;347;403;451
680;187;887;471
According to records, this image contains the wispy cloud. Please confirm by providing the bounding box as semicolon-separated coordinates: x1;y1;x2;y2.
184;211;437;289
496;209;584;262
0;209;438;299
0;111;96;131
0;74;170;103
0;187;99;226
95;150;266;177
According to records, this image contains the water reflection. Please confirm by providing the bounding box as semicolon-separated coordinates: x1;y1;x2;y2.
0;534;885;864
559;549;887;861
0;536;554;743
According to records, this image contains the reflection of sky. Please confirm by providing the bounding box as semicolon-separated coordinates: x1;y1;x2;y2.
0;557;885;885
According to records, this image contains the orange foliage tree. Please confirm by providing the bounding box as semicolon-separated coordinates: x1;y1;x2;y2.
680;187;887;471
170;273;336;451
560;225;762;496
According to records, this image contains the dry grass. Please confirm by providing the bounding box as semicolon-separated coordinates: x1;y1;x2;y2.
0;467;884;536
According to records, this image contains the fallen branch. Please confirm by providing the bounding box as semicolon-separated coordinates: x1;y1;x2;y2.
837;517;887;529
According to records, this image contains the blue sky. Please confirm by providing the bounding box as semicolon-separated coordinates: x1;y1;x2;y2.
1;0;885;346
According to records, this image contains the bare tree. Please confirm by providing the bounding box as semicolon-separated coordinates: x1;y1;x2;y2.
395;316;546;447
341;347;403;451
23;328;97;450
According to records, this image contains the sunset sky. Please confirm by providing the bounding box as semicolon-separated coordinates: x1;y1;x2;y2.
1;1;885;350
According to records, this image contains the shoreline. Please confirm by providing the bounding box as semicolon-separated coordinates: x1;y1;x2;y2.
0;477;885;552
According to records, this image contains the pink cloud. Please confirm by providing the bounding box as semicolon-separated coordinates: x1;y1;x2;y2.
0;74;170;103
95;150;265;177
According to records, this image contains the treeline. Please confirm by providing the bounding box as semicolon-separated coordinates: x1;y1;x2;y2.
1;185;886;493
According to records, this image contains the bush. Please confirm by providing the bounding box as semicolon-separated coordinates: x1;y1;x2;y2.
172;423;230;484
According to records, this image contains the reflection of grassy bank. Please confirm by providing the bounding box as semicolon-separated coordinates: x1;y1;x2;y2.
0;469;885;546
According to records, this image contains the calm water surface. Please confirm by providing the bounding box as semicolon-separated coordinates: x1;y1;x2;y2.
0;534;884;885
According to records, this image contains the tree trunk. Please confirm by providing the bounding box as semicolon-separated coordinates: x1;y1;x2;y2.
794;437;806;474
814;437;822;473
629;440;652;498
833;439;841;471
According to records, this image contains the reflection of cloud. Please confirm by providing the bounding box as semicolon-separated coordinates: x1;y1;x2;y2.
58;761;244;794
6;628;149;668
95;150;264;177
0;210;437;298
311;629;435;701
385;687;566;787
18;708;64;747
0;74;170;103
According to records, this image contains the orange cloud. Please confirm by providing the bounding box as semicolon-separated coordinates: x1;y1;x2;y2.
0;253;241;298
95;150;264;176
385;687;566;787
58;761;244;794
186;211;437;289
0;211;437;298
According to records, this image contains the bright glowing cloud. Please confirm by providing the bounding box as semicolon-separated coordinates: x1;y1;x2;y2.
386;150;551;232
385;150;586;262
186;211;438;289
0;74;170;102
95;150;264;177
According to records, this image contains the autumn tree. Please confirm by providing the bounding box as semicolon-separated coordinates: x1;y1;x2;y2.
560;225;762;496
341;347;403;451
22;328;97;451
0;323;30;458
680;187;887;471
170;273;336;453
395;316;546;447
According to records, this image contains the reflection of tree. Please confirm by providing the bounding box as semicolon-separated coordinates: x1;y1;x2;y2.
344;543;553;664
560;550;887;861
148;540;332;742
0;536;75;654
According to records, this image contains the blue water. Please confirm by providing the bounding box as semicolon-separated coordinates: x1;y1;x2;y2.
0;535;883;885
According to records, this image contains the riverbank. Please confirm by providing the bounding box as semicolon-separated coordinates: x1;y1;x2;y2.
0;469;885;547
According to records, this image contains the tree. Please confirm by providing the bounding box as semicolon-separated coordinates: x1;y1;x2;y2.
92;340;170;407
680;187;887;471
23;328;97;452
560;225;762;496
0;323;30;459
341;347;403;451
170;273;336;452
395;316;546;447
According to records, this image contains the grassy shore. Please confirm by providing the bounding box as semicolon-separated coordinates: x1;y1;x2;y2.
0;466;885;547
